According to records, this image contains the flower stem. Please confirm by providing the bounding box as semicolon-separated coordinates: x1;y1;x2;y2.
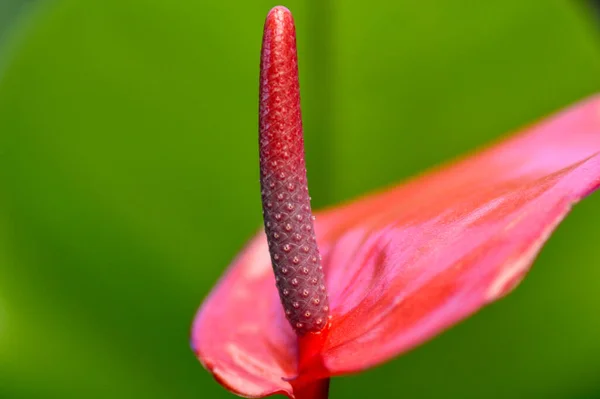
293;379;330;399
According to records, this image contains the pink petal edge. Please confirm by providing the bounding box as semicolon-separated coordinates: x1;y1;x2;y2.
192;95;600;398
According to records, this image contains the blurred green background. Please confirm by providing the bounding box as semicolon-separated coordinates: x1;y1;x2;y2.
0;0;599;398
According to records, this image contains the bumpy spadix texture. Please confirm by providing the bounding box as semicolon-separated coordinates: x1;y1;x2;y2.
258;7;329;335
193;94;600;398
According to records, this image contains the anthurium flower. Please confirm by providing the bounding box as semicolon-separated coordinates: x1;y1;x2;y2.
191;5;600;399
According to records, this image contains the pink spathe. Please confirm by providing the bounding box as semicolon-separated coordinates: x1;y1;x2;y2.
192;95;600;398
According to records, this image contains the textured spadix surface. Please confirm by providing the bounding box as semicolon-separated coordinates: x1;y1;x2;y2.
258;7;329;335
192;95;600;398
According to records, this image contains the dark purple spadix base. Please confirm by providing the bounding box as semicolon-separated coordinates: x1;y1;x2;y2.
259;7;330;335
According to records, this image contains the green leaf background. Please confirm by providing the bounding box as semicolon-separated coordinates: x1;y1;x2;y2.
0;0;599;398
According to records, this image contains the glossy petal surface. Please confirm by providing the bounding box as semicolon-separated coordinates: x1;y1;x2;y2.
192;96;600;397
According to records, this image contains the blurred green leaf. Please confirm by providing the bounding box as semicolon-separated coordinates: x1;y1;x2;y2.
0;0;599;398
